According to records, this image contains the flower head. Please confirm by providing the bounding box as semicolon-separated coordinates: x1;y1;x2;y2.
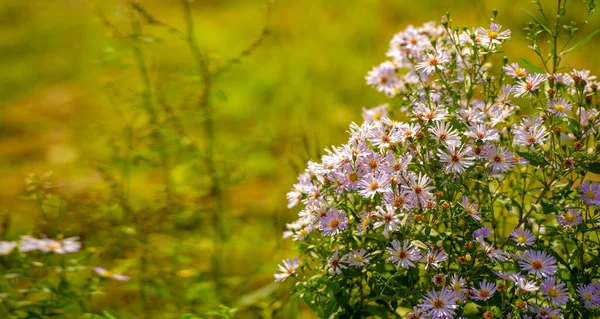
579;181;600;206
541;277;568;306
386;239;421;268
518;250;557;278
510;228;536;247
319;208;348;236
343;249;371;267
556;208;583;228
419;288;460;318
470;281;497;301
274;257;299;282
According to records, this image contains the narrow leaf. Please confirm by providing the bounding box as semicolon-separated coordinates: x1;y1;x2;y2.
562;29;600;55
522;9;554;35
520;58;545;74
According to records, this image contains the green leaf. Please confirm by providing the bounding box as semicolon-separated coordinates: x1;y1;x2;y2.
516;150;547;167
567;117;581;138
519;58;545;74
522;9;554;35
102;312;118;319
562;29;600;55
587;162;600;174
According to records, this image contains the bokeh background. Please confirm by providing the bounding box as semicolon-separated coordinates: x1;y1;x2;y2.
0;0;599;318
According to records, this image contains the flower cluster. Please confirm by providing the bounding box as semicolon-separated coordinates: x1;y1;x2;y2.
277;15;600;319
1;235;81;255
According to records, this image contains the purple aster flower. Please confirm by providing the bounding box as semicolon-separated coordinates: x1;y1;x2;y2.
472;226;491;240
430;121;461;147
579;181;600;206
513;73;547;97
358;172;392;199
343;249;371;267
415;52;450;75
510;228;536;247
423;248;447;269
476;23;511;46
373;205;401;238
274;257;299;282
39;237;81;254
547;98;572;117
319;208;348;236
362;104;388;123
327;251;347;275
406;306;427;319
465;123;499;142
578;284;600;307
512;276;539;292
529;305;562;319
470;281;497;301
483;144;515;173
518;250;557;278
419;288;460;318
461;195;481;222
556;208;583;228
541;277;569;306
366;61;400;95
481;242;510;263
439;145;475;174
503;63;528;78
402;173;435;208
449;274;468;299
386;239;422;268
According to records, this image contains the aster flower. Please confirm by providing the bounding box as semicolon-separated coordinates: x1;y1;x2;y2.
547;98;572;117
512;276;539;292
577;284;600;307
366;61;400;95
386;239;421;268
541;277;569;306
529;305;562;319
406;306;427;319
274;257;299;282
483;144;515;173
472;226;491;240
518;250;557;278
39;237;81;254
19;236;43;252
513;123;548;148
510;228;536;247
327;251;347;275
0;241;17;255
419;288;460;318
361;152;384;172
556;208;583;228
343;249;371;267
423;248;447;269
402;173;435;208
430;121;461;147
503;63;528;78
449;274;468;298
367;125;402;150
358;172;392;199
415;52;450;75
477;23;511;46
513;73;547;97
439;145;475;174
357;211;371;235
470;281;497;301
362;104;388;123
579;181;600;205
94;267;131;281
319;208;348;236
373;205;401;238
461;195;481;222
465;124;499;143
481;242;510;263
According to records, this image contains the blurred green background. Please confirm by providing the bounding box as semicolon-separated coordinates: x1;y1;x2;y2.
0;0;599;318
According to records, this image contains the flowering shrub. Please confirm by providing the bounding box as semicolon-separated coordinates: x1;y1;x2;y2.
277;6;600;319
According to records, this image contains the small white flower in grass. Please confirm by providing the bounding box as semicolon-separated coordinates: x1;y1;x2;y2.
0;241;17;255
39;237;81;254
423;248;447;269
366;61;400;95
274;257;299;282
483;144;515;173
94;267;130;281
327;251;347;275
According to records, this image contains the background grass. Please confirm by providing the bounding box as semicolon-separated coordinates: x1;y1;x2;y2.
0;0;599;317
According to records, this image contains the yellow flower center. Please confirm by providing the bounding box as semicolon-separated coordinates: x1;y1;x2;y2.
354;255;363;262
554;104;565;112
564;213;575;223
373;112;382;120
547;287;559;298
586;191;596;200
517;235;527;243
487;30;499;39
515;68;526;77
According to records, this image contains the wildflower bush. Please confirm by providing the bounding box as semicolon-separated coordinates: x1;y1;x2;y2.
278;2;600;318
